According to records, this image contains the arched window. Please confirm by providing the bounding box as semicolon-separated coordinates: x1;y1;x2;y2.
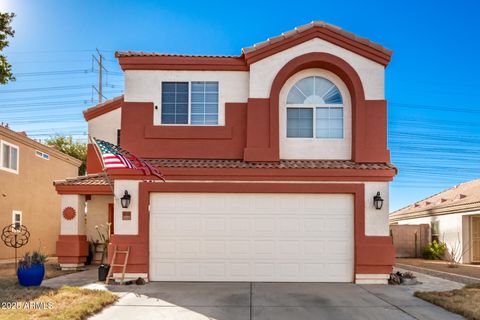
286;76;344;139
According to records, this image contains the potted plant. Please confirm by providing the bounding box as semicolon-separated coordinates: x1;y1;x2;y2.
17;251;47;287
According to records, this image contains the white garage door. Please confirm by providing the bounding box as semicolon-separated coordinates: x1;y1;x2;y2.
150;193;354;282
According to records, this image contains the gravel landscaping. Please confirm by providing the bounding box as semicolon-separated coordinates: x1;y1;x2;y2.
397;258;480;284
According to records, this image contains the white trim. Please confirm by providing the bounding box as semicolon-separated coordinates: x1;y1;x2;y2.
355;274;389;284
286;76;345;141
0;140;19;174
279;68;352;160
12;210;22;227
112;272;149;282
159;81;220;126
471;215;480;263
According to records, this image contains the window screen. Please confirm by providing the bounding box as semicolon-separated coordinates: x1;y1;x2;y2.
315;107;344;139
286;108;313;138
161;82;189;124
191;81;219;125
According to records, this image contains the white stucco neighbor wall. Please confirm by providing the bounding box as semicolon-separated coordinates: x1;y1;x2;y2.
249;38;385;100
278;68;352;160
60;194;86;235
113;180;139;235
88;108;121;144
364;182;389;236
396;210;480;263
124;70;250;126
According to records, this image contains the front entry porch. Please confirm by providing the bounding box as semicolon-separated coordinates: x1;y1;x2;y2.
54;174;114;269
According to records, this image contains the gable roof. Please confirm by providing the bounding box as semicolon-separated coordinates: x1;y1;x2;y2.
243;21;392;66
390;178;480;222
115;21;392;70
83;95;124;121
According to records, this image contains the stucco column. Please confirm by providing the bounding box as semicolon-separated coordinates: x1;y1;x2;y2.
56;194;88;269
108;180;148;280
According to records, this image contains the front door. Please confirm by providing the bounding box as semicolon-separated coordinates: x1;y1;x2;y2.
472;216;480;262
108;203;114;235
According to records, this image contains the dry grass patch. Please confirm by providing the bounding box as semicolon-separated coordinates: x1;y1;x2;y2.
415;284;480;320
0;280;117;320
0;261;117;319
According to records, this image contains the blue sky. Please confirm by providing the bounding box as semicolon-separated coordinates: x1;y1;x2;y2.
1;0;479;211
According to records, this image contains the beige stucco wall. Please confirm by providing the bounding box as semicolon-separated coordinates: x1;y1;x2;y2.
0;130;80;259
86;195;112;242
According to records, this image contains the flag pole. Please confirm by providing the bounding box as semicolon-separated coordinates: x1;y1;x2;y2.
88;135;118;200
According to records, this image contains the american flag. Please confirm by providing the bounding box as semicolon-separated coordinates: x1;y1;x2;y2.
93;138;165;180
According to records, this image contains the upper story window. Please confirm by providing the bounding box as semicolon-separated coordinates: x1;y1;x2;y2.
1;140;19;173
35;150;50;160
286;76;344;139
161;81;219;125
12;210;22;230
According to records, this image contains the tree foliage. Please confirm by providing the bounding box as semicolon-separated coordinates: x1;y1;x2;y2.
0;12;15;85
46;136;87;175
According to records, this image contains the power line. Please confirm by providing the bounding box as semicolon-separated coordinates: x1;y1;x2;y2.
0;84;93;93
14;69;93;77
390;102;480;114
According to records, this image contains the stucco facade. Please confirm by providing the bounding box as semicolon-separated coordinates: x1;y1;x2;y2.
390;178;480;264
55;21;396;283
0;126;81;259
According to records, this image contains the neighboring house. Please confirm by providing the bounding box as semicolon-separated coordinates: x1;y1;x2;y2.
53;21;397;283
390;179;480;264
0;125;81;259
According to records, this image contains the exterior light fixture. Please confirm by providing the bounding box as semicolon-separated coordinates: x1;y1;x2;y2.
120;190;131;209
373;192;384;210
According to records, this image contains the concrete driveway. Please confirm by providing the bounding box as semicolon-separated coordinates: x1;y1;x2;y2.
90;271;464;320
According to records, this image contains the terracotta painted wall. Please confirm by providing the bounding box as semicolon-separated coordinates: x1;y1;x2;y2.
0;133;79;259
120;101;247;159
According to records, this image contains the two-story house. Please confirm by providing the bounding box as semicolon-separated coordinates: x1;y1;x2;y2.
0;124;81;259
54;21;396;283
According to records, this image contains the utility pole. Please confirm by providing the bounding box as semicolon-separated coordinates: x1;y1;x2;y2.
93;49;107;103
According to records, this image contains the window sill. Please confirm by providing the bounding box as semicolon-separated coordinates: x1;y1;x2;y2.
144;124;233;140
0;167;19;174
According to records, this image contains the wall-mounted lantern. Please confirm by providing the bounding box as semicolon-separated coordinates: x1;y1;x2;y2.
120;190;131;209
373;192;384;210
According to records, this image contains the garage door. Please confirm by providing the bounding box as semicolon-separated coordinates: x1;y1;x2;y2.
149;193;354;282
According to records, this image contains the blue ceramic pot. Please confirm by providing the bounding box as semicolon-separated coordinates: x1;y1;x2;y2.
17;264;45;287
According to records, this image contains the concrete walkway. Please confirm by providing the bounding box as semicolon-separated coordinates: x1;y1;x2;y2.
40;267;465;319
42;266;99;288
83;268;464;320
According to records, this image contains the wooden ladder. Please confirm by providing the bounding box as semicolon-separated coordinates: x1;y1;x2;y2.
105;245;130;285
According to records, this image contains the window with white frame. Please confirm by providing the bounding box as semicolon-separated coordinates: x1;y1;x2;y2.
286;76;344;139
12;210;22;230
161;81;219;125
35;150;50;160
1;141;19;173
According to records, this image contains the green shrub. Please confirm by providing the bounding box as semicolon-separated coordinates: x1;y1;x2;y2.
422;240;446;260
